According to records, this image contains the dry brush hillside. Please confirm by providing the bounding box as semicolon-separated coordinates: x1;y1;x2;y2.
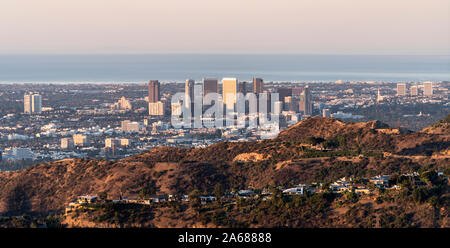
0;117;448;215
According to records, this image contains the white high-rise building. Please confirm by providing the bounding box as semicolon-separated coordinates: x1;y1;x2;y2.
32;94;42;113
222;78;238;111
24;94;42;114
24;94;32;114
149;101;164;116
299;85;312;115
410;86;418;96
185;79;195;108
397;83;407;96
377;88;384;102
423;81;433;96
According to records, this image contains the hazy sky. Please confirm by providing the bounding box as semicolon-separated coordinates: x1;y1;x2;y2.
1;0;449;54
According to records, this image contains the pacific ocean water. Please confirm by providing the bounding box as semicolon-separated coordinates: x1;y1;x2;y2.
0;54;448;83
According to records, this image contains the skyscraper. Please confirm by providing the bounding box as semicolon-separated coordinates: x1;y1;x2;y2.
410;85;418;96
292;87;304;97
423;81;433;96
222;78;238;110
253;78;263;94
299;85;312;115
32;94;42;113
24;93;42;114
377;88;384;102
397;83;407;96
277;88;292;103
284;96;298;112
148;80;160;103
24;94;32;114
238;81;247;94
202;78;218;98
185;79;195;107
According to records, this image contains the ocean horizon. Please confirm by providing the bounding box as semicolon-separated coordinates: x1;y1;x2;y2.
0;54;449;83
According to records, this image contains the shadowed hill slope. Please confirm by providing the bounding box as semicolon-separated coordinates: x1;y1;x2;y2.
0;117;448;215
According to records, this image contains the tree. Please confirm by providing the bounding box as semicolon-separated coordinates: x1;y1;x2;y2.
188;189;202;211
412;188;428;203
214;183;224;199
98;191;108;201
344;191;358;203
337;135;347;149
420;171;440;186
138;188;152;200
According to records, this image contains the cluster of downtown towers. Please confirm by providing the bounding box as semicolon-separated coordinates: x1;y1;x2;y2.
147;78;313;123
148;78;312;115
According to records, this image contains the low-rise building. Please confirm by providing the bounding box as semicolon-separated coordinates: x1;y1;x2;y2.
282;185;306;195
73;134;88;147
370;175;390;188
77;195;98;204
61;138;74;149
200;196;217;203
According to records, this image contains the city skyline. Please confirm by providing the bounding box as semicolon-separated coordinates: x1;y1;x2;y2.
0;0;448;231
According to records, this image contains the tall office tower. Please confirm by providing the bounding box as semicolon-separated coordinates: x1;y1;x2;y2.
253;78;263;94
238;81;247;94
148;80;160;103
299;85;312;115
284;96;298;112
24;94;32;114
277;88;292;103
202;78;218;98
423;81;433;96
24;94;42;114
397;83;407;96
377;88;384;102
260;90;272;114
32;94;42;113
292;87;304;97
322;109;330;118
185;79;195;107
222;78;238;110
284;96;291;111
410;86;418;96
